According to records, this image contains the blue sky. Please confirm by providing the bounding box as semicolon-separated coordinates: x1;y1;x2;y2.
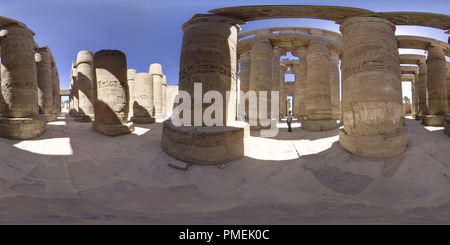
0;0;449;100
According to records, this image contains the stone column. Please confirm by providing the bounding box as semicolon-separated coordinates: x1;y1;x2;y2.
127;69;137;121
149;63;164;120
75;50;95;122
36;47;56;122
162;14;244;165
292;47;307;120
69;60;75;116
249;39;273;129
238;51;251;120
162;75;167;119
302;40;336;131
279;64;287;118
131;72;155;123
417;59;428;120
330;53;341;120
71;61;79;117
422;45;448;126
447;63;450;112
0;68;4;115
339;16;407;157
51;62;61;116
93;50;133;136
0;25;46;139
272;47;284;121
412;74;419;118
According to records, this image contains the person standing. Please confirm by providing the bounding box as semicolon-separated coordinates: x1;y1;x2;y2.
287;111;293;132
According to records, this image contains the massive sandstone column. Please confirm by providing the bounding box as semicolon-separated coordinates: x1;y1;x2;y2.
412;74;419;118
249;39;273;129
93;50;133;136
75;50;95;122
279;64;287;118
51;62;61;116
127;69;137;121
302;40;336;131
330;53;341;120
422;45;448;126
272;47;284;120
36;47;56;122
238;51;251;120
0;25;46;139
292;48;307;120
162;75;168;119
338;16;407;157
447;63;450;112
149;63;164;120
131;72;155;123
417;59;428;120
161;14;244;165
70;61;79;117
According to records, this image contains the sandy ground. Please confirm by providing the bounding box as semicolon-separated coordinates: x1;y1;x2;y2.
0;112;449;224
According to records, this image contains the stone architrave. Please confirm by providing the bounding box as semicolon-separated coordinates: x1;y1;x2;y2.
249;39;273;129
75;50;95;122
238;51;251;120
302;40;336;131
338;16;407;157
417;59;428;120
422;45;448;126
51;62;61;116
0;25;46;139
131;72;155;124
36;47;56;122
272;47;284;121
162;75;168;119
93;50;133;136
149;63;164;119
161;14;245;165
292;48;307;120
127;69;137;121
330;53;341;120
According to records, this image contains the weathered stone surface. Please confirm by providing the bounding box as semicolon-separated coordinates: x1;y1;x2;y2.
0;26;39;118
161;120;244;165
149;63;164;120
131;72;155;124
179;14;241;126
445;116;450;136
292;48;307;120
127;69;137;120
422;115;446;126
75;50;95;122
93;50;133;136
339;17;407;157
301;119;337;132
0;115;46;139
329;53;340;120
36;47;54;120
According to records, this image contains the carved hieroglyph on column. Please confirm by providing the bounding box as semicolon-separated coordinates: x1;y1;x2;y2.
292;48;307;120
338;16;407;157
131;72;155;124
75;50;95;122
36;47;56;122
302;40;336;131
127;69;137;121
249;39;273;129
422;45;448;126
0;25;46;139
330;53;341;120
161;14;245;165
93;50;133;136
417;59;428;120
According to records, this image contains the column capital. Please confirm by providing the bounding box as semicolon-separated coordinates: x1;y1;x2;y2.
35;47;51;65
273;46;286;56
250;39;273;57
76;50;94;66
182;14;244;32
291;47;307;58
